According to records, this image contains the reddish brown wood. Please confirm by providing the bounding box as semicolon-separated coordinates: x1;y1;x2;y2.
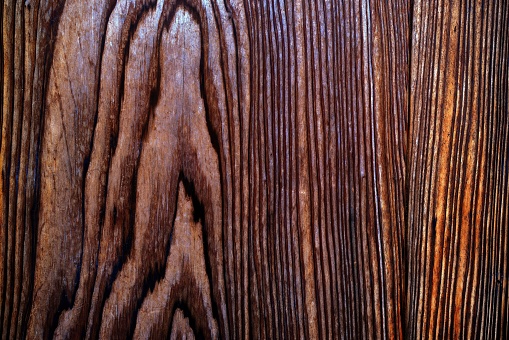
406;1;509;338
0;0;508;339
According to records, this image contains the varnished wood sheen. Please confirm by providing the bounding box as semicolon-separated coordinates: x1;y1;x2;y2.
0;0;507;338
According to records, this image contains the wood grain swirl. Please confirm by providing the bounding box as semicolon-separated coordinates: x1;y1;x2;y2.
0;0;508;339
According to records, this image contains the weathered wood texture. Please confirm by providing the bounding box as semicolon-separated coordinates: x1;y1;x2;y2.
406;0;509;338
0;0;507;339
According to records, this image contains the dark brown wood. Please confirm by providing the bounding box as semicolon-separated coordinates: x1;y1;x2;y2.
0;0;507;339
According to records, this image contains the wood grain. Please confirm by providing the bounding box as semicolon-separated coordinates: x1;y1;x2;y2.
406;0;509;338
0;0;507;339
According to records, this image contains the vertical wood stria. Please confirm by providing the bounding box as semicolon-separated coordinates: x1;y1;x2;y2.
0;0;507;339
242;0;409;338
406;0;509;338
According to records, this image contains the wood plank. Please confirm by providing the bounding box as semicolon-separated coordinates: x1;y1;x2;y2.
0;0;507;339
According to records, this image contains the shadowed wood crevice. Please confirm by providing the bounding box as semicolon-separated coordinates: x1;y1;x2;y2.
168;308;196;340
133;180;218;340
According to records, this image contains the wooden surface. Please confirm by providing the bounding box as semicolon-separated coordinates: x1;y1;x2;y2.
0;0;507;338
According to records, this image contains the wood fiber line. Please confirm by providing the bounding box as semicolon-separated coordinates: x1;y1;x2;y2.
243;0;408;338
1;0;508;339
406;0;509;338
1;0;67;338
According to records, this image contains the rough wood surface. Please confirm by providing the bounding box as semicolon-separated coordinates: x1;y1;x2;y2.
406;0;509;338
0;0;507;339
